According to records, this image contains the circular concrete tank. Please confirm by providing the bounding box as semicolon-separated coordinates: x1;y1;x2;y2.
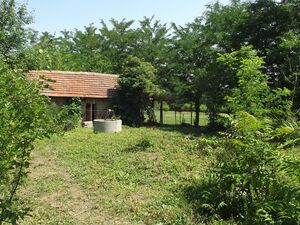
93;119;122;133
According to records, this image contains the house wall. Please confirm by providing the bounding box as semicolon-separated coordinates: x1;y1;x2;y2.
49;97;113;121
81;98;112;121
50;97;72;106
81;98;110;110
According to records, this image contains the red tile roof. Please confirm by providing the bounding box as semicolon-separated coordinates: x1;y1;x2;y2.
28;70;119;98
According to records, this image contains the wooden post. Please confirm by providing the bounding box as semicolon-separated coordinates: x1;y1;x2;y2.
90;103;93;121
160;100;163;124
191;109;193;125
179;111;182;124
195;98;200;127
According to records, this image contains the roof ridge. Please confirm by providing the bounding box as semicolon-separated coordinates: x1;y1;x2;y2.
28;70;118;77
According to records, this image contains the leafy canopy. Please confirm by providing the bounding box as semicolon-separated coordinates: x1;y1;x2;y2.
114;56;159;125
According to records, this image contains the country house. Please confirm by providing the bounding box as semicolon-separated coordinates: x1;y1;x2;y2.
28;70;119;121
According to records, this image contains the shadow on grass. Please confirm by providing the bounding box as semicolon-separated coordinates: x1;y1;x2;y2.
144;124;220;137
123;138;153;152
182;181;235;224
182;180;219;218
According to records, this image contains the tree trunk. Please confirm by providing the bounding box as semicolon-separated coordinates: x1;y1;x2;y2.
194;97;200;127
179;111;182;124
175;110;177;125
190;109;193;125
160;100;163;124
146;101;156;124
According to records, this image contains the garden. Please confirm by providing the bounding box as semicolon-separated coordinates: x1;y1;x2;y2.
0;0;299;224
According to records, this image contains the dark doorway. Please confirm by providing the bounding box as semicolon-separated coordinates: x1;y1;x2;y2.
85;103;92;121
92;104;97;121
85;103;97;121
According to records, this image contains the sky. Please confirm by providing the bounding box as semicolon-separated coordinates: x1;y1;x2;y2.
19;0;231;34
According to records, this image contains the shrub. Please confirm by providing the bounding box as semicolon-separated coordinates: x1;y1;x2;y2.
199;104;207;112
218;46;293;125
274;121;300;149
162;101;171;111
0;61;56;223
49;98;82;131
188;112;300;224
182;103;192;111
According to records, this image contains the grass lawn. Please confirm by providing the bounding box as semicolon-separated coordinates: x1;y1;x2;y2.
154;111;209;126
21;126;217;225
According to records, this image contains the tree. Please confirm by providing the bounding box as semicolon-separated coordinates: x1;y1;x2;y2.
0;0;33;66
171;21;209;126
71;25;112;72
199;0;249;125
218;45;292;124
0;60;55;224
276;32;300;109
135;17;171;124
217;46;269;116
170;1;244;127
229;0;300;108
24;32;64;70
114;56;160;125
192;46;298;225
100;19;139;74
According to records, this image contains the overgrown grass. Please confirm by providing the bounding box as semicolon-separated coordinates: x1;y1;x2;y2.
21;126;218;225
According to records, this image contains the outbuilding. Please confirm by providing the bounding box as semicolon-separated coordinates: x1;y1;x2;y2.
28;70;119;121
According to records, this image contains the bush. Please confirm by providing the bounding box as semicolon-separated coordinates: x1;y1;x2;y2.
188;112;300;224
0;61;56;223
154;101;170;111
274;121;300;149
199;104;207;112
182;103;192;111
49;98;82;131
162;102;171;111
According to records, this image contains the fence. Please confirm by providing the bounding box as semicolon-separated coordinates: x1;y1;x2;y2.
154;110;209;126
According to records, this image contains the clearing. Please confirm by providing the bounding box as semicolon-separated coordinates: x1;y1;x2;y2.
21;126;215;225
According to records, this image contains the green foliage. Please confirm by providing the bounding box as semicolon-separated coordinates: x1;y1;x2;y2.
1;0;299;224
0;60;55;223
154;101;170;111
188;113;300;224
199;104;207;112
71;26;113;72
218;46;293;125
18;0;300;125
162;102;171;111
171;2;244;126
218;46;270;117
275;121;300;149
229;0;300;109
0;0;33;67
114;56;160;125
266;87;293;124
277;31;300;109
24;32;68;71
135;16;171;95
181;103;192;111
49;98;82;132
